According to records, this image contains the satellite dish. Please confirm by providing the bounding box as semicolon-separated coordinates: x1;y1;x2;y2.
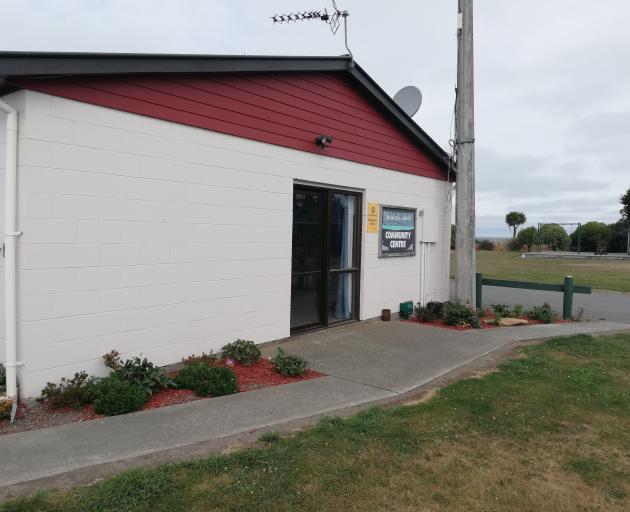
393;86;422;117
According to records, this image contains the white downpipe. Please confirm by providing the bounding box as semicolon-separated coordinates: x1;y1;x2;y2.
0;98;21;418
419;242;428;306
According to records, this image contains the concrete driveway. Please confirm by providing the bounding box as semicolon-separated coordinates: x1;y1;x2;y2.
262;319;628;393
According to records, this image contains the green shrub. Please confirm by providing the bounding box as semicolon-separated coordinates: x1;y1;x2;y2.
182;352;217;366
491;304;512;318
477;239;495;251
491;304;525;319
528;303;557;324
414;304;438;322
174;364;238;397
103;350;172;396
38;371;97;409
271;348;309;377
220;339;261;366
0;362;5;394
0;398;12;420
93;374;148;416
443;301;481;328
259;431;281;444
507;238;523;251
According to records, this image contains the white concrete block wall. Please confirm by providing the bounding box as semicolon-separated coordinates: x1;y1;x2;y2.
9;91;452;397
0;109;6;367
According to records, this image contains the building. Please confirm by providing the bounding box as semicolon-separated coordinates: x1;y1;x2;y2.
0;52;454;398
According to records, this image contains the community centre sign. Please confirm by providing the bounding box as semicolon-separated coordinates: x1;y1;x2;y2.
379;206;416;257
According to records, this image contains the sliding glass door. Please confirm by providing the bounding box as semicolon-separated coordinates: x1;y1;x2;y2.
291;186;360;333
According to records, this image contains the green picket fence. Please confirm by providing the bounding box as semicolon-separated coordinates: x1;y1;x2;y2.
475;273;591;319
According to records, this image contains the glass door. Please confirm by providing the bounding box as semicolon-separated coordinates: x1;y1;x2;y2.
291;186;360;333
291;188;325;331
327;192;359;324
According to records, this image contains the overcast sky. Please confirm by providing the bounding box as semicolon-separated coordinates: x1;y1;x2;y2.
2;0;629;236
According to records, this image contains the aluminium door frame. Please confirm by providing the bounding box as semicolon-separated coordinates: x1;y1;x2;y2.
290;183;362;334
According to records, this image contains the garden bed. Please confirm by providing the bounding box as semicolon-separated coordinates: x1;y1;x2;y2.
0;359;323;437
406;313;570;330
407;300;573;331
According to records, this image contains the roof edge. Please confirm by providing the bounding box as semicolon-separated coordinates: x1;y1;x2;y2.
0;51;454;174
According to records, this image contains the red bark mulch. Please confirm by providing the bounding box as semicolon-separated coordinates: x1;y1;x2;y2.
0;359;324;436
227;358;323;392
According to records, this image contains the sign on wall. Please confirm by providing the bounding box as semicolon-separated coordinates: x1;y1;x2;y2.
379;206;416;257
367;203;379;233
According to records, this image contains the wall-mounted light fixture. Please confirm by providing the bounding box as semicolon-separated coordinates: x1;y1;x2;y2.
315;135;333;150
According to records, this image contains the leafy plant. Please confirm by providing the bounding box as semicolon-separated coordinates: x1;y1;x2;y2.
38;371;97;409
491;304;513;318
259;431;281;444
103;349;122;371
507;238;523;251
182;352;217;366
443;301;481;328
174;364;238;397
426;301;445;317
477;239;495;251
491;304;525;319
414;304;438;323
271;348;309;377
574;307;585;322
528;303;557;324
103;350;172;396
93;374;148;416
220;340;261;366
0;362;5;394
0;397;11;420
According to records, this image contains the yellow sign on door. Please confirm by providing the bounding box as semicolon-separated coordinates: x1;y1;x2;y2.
367;203;379;233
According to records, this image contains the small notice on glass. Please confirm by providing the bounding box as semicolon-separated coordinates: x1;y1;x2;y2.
367;203;379;233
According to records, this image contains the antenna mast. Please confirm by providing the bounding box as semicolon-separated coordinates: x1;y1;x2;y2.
271;1;353;63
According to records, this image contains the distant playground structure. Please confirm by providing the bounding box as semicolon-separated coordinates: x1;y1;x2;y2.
523;222;630;260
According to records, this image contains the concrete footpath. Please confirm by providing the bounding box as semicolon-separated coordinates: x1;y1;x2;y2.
2;319;629;496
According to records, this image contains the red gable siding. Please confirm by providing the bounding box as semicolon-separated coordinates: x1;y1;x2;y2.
12;72;447;180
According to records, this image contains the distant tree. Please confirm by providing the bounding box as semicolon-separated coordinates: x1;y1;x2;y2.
620;187;630;221
505;211;527;238
507;238;523;251
571;222;612;252
517;226;538;252
477;239;495;251
608;221;628;253
540;223;570;251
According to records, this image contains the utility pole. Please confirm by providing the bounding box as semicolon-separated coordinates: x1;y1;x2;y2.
454;0;476;304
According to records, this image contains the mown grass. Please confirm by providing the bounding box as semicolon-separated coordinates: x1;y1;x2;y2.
451;250;630;293
4;333;630;511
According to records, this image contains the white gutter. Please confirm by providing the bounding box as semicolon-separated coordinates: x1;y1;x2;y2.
0;97;22;421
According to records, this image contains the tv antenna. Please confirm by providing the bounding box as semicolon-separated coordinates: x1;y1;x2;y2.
271;1;353;64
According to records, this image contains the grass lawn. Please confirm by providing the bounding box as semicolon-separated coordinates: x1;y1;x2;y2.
4;332;630;511
451;250;630;293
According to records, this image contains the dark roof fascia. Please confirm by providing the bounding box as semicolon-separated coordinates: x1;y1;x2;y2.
0;51;454;174
0;52;349;78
